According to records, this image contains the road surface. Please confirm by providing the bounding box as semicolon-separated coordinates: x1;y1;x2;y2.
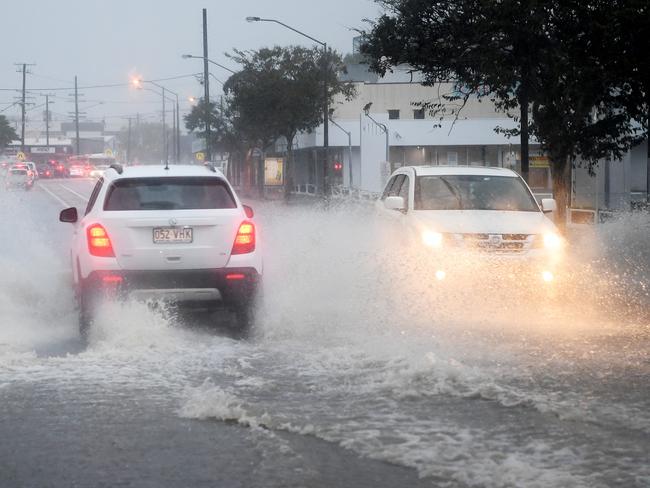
0;177;648;487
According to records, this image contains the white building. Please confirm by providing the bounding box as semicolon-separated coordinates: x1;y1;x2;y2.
290;65;648;210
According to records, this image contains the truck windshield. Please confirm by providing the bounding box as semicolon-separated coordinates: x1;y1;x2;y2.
104;177;237;211
414;175;539;211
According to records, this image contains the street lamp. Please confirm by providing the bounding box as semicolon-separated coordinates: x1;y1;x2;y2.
181;54;237;74
246;16;330;196
364;110;390;163
182;54;237;163
132;77;181;164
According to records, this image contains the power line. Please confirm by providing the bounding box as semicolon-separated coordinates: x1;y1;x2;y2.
0;73;202;92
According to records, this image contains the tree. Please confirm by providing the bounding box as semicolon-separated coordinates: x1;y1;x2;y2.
362;0;648;223
0;115;18;150
115;121;164;164
223;46;356;193
362;0;551;182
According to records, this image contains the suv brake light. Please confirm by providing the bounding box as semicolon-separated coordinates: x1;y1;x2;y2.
231;221;255;255
87;224;115;257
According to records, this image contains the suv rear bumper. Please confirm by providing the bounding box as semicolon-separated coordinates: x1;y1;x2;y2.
81;267;261;307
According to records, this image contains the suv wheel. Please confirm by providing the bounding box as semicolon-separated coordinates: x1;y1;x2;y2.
78;287;98;339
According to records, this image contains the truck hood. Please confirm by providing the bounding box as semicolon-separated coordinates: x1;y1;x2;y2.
411;210;557;235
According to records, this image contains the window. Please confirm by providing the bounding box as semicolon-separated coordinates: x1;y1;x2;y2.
414;175;539;212
381;174;406;200
104;177;237;211
447;152;458;165
398;175;410;209
413;108;425;120
85;177;104;215
388;109;400;120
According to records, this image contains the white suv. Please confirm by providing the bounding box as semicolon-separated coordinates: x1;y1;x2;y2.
59;164;262;335
377;166;564;283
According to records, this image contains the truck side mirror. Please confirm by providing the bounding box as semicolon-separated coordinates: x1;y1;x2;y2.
541;198;557;214
384;196;406;211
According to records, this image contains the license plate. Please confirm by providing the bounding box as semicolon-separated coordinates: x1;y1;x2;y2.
153;227;193;244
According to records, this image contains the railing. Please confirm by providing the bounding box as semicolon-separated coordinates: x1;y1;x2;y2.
291;184;379;202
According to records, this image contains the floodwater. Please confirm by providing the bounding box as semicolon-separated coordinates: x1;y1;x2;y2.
1;180;648;487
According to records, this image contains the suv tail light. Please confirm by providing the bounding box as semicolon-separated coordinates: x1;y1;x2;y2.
87;224;115;257
231;221;255;255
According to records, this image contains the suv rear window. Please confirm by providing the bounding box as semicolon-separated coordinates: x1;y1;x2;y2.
104;177;237;211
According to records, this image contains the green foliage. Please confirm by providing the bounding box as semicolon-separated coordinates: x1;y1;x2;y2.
362;0;648;217
184;98;240;155
0;115;18;149
223;45;356;150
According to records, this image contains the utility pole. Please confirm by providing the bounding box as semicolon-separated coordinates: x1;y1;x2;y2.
162;86;167;165
14;63;34;152
74;76;80;155
176;97;181;163
203;8;211;162
45;94;50;146
322;44;330;196
21;64;26;152
126;117;132;163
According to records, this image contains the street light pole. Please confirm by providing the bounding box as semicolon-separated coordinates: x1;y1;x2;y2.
203;8;211;162
329;117;353;188
245;16;330;196
132;78;180;164
365;111;389;162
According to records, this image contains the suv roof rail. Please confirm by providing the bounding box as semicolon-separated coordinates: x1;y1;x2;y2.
109;163;123;175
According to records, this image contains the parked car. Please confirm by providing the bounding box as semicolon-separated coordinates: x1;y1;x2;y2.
59;164;262;336
376;165;564;284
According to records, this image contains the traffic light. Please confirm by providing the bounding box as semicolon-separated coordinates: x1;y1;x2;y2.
333;161;343;172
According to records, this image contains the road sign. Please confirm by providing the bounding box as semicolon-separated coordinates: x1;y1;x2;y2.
16;151;26;161
104;148;114;157
195;152;205;162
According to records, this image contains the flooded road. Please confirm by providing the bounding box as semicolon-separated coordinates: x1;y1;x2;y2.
1;179;649;487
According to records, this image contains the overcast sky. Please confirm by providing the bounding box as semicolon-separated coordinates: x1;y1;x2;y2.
0;0;381;132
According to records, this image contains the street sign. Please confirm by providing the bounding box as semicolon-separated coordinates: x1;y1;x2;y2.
16;151;26;161
195;152;205;162
104;148;114;157
264;158;284;186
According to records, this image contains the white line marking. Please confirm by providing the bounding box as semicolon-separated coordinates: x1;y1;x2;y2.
58;183;90;202
38;182;73;208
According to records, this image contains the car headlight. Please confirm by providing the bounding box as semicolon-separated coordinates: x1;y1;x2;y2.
543;232;563;250
422;230;444;248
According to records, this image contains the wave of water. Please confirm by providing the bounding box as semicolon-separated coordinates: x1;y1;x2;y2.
1;190;648;487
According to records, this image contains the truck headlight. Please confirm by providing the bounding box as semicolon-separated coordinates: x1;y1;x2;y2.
422;230;444;248
543;232;563;250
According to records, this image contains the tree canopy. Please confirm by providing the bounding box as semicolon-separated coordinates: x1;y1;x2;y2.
223;46;356;150
362;0;648;221
0;115;18;149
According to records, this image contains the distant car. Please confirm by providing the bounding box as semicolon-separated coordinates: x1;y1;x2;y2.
50;161;69;178
376;165;564;284
59;164;263;336
24;162;38;179
69;163;91;177
89;164;110;178
36;162;55;178
5;168;34;190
